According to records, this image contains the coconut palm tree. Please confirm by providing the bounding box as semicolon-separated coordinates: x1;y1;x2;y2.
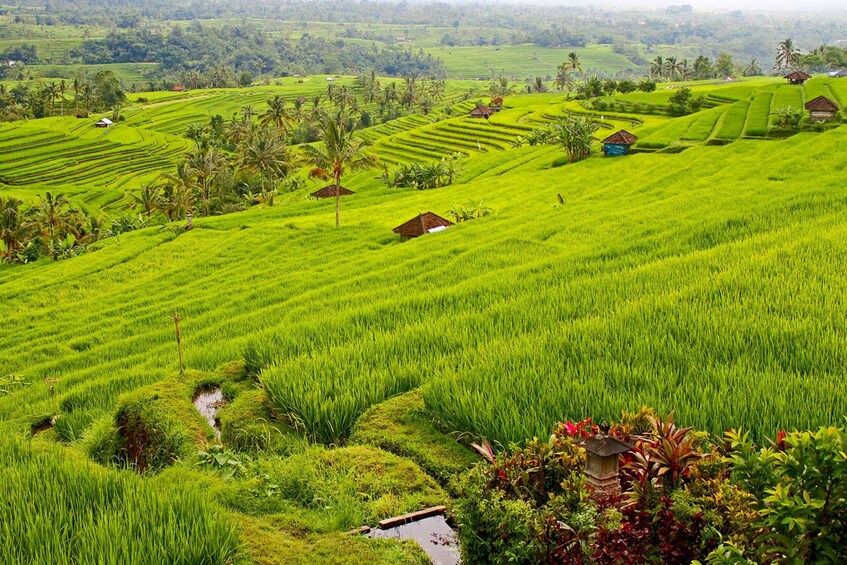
555;63;575;92
650;57;665;80
427;79;446;102
301;115;377;228
0;196;31;263
132;183;161;217
237;129;294;199
33;192;73;242
776;38;800;70
186;145;226;215
745;59;763;77
261;95;293;135
529;77;548;93
71;77;81;114
41;82;59;116
566;52;583;76
401;75;419;109
162;161;198;220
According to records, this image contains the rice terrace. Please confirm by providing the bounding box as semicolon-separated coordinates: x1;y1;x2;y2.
1;0;847;563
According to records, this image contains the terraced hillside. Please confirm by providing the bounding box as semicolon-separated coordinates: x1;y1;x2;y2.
3;73;847;563
0;117;188;208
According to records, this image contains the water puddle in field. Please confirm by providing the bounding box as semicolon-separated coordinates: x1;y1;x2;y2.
368;515;460;565
193;388;225;438
30;416;55;437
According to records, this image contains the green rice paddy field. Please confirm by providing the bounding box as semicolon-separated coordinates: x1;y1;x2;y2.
2;75;847;562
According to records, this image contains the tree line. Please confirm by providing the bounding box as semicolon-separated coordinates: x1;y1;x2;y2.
70;23;444;81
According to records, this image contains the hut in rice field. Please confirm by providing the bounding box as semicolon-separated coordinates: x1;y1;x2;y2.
470;106;495;119
310;185;355;198
602;130;638;157
804;96;839;122
784;70;811;85
392;212;453;242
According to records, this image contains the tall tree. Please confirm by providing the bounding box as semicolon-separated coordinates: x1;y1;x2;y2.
650;56;665;80
262;95;293;135
0;196;30;263
776;38;801;70
555;63;575;92
302;116;377;228
237;128;294;199
566;52;583;76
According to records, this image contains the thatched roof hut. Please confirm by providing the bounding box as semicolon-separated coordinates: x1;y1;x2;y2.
805;96;839;122
470;106;495;119
392;212;453;241
602;130;638;156
310;185;355;199
784;70;812;85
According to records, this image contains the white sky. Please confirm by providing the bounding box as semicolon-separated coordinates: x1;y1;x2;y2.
525;0;847;10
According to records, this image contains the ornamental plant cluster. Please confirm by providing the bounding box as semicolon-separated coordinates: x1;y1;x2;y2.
454;409;847;564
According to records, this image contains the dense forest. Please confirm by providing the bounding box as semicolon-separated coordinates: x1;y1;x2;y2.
4;0;847;63
70;24;445;77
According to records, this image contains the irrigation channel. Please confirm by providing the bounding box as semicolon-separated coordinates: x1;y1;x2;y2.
367;507;460;565
191;389;459;562
193;388;225;438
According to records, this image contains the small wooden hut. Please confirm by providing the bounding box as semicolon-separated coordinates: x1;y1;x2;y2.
95;118;113;128
392;212;453;242
169;85;186;92
310;185;355;199
784;70;811;85
469;106;495;119
602;130;638;157
804;96;839;122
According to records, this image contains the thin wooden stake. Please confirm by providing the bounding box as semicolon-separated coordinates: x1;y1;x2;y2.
171;309;184;374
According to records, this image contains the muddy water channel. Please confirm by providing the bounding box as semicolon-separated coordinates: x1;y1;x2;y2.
369;515;460;565
193;388;225;438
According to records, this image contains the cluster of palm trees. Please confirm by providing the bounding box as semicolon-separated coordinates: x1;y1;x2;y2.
0;192;132;263
354;71;447;117
0;72;124;122
139;90;380;228
555;52;584;92
133;129;299;223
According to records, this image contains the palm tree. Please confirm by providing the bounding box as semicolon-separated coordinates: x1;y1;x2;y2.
301;116;377;227
241;104;257;122
401;75;419;109
489;77;513;97
650;57;665;80
58;80;67;116
555;63;575;92
71;77;80;114
237;129;294;199
0;196;30;263
427;79;446;102
664;57;681;81
132;183;161;217
161;162;197;221
186;145;226;215
262;95;293;134
745;59;763;77
42;82;59;115
33;192;72;242
566;52;583;76
776;38;800;70
529;77;548;93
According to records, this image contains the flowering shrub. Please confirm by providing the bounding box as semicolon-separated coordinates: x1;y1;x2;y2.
455;412;847;564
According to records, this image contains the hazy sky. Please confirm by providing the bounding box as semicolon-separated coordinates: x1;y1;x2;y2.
528;0;847;10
